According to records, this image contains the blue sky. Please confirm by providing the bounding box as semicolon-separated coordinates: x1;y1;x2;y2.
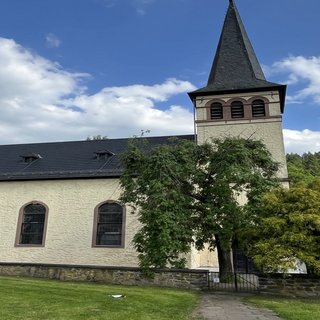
0;0;319;153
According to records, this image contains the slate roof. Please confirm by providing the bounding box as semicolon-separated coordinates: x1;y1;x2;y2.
188;0;286;112
0;135;195;181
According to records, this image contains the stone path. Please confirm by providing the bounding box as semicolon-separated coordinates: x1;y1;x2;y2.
197;293;281;320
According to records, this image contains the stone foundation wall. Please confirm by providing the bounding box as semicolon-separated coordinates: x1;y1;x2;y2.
2;263;320;296
0;263;208;290
259;274;320;297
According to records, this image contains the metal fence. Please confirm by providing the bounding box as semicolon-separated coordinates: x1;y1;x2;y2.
208;272;259;292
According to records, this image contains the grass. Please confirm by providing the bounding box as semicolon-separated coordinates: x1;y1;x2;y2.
0;276;201;320
243;295;320;320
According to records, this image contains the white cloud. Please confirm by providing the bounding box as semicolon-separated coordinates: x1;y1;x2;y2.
45;33;61;48
0;37;195;145
97;0;155;14
283;129;320;154
65;79;195;138
99;0;118;8
3;37;319;156
270;56;320;104
131;0;155;15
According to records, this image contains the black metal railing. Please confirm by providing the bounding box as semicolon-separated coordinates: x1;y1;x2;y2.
208;272;259;292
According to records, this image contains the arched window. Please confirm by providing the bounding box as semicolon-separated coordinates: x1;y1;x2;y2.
16;202;48;246
252;99;266;117
231;101;244;118
210;102;223;119
93;202;125;247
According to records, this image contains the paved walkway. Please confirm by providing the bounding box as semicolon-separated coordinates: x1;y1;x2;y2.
197;293;281;320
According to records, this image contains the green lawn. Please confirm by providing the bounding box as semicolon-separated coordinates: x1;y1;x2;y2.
244;295;320;320
0;276;201;320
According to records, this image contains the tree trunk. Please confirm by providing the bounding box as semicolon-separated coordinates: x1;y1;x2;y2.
215;235;233;280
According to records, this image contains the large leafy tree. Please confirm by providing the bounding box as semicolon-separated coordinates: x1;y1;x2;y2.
120;137;279;276
240;153;320;275
244;184;320;274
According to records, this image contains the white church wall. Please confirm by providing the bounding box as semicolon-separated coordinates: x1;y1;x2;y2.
0;179;141;267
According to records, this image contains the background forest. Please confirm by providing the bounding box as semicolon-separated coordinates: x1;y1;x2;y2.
287;152;320;187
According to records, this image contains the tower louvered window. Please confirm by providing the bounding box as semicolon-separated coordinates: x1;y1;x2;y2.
252;99;266;117
231;101;244;118
210;102;223;119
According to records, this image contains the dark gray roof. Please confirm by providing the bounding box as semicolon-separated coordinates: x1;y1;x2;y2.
0;135;195;181
189;0;286;112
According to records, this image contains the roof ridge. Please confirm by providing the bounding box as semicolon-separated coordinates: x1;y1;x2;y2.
0;134;195;147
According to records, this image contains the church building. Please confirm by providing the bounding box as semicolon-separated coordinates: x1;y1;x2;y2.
0;0;288;270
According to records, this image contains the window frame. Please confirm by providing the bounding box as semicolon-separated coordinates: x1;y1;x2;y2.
15;201;49;247
92;201;126;248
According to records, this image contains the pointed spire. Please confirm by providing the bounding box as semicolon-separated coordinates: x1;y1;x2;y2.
189;0;285;104
207;0;268;89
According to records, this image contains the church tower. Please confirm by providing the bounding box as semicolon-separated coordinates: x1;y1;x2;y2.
189;0;288;182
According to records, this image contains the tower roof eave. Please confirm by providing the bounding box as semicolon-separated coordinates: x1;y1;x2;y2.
188;83;287;113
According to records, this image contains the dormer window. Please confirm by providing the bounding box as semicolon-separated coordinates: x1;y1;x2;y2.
252;99;266;117
94;150;115;161
20;153;42;163
231;101;244;118
210;102;223;119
